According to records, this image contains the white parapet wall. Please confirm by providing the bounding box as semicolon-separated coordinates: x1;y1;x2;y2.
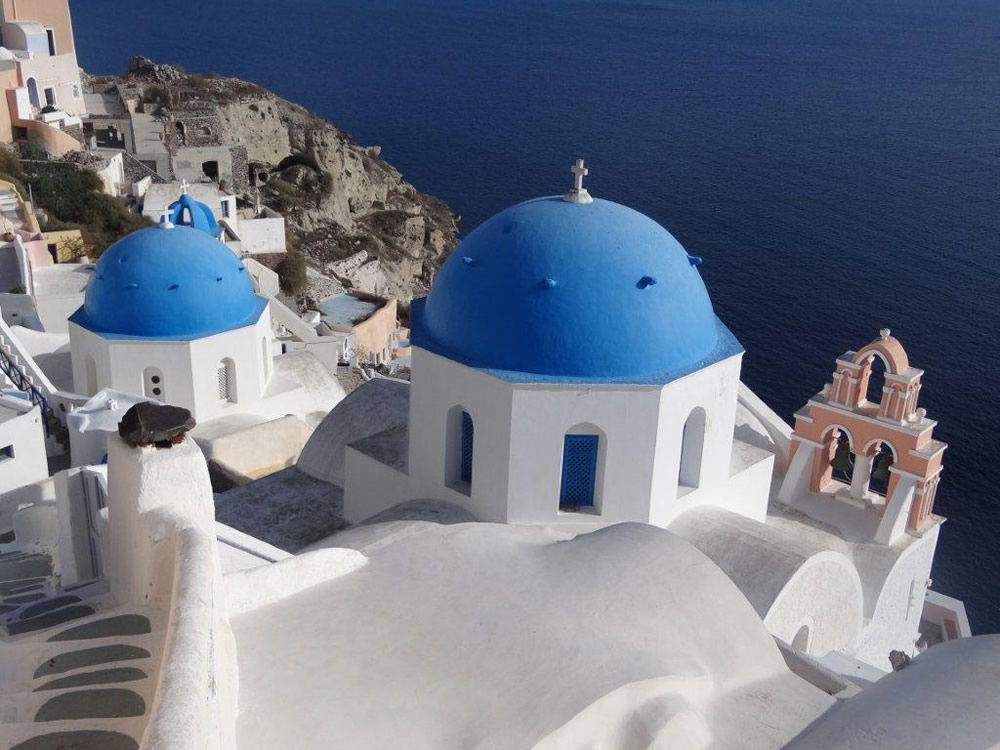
105;432;238;748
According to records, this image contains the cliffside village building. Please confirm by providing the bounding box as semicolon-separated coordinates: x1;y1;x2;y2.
0;0;86;155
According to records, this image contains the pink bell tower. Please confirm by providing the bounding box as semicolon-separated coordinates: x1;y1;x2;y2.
778;330;946;544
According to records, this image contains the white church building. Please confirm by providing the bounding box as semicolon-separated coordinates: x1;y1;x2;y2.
0;187;344;475
340;162;961;670
67;222;275;422
0;162;988;750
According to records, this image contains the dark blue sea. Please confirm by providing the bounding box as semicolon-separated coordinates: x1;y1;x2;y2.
72;0;1000;630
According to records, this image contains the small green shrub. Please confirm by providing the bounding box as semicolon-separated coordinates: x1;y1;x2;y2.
276;249;307;295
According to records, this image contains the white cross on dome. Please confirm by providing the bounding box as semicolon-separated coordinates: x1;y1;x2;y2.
563;158;594;204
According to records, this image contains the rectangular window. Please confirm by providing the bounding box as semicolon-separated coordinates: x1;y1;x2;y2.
0;445;14;461
560;435;599;508
46;28;56;56
44;88;55;107
460;411;474;483
221;200;230;218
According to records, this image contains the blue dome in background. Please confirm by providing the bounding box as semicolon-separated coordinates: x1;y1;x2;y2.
72;224;266;339
169;193;221;236
412;196;740;381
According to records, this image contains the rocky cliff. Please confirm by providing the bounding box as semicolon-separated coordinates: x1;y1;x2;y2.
100;59;460;303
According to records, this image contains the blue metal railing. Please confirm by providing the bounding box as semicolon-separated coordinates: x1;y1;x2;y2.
0;344;52;425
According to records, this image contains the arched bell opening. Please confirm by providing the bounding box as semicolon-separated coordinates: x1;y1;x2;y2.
830;431;855;486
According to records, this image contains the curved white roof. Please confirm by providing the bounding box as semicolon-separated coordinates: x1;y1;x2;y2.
231;522;833;748
296;377;408;486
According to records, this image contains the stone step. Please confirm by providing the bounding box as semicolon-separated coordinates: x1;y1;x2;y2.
47;615;151;642
1;717;143;750
3;591;47;605
34;666;148;692
0;684;148;725
0;557;52;582
0;633;157;695
34;643;153;680
6;605;97;637
0;579;49;596
11;729;140;750
17;596;83;621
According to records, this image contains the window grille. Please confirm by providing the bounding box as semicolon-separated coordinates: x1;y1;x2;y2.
460;411;474;483
217;362;229;400
560;435;598;508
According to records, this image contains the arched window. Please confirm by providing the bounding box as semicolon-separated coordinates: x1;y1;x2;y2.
84;355;97;396
559;425;604;512
678;407;707;492
217;358;236;403
791;624;811;652
143;367;165;402
445;406;473;493
26;78;40;109
865;353;888;406
865;441;896;497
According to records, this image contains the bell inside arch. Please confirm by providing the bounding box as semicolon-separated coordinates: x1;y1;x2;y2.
869;447;894;496
830;436;854;482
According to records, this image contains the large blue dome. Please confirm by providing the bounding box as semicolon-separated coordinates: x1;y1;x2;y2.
71;224;266;339
412;196;741;382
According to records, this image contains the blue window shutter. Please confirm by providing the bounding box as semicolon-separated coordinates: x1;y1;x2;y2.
560;435;598;507
460;411;474;483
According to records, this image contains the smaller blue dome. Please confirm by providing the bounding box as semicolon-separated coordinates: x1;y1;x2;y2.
71;225;266;339
169;193;221;237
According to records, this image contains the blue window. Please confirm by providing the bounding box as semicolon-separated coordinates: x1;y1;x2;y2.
460;411;474;483
560;434;599;508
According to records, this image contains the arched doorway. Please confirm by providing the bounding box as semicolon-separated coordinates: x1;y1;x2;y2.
559;425;604;512
445;405;474;493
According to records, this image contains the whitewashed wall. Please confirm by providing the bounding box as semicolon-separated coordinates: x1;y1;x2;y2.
69;310;273;422
0;399;48;494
